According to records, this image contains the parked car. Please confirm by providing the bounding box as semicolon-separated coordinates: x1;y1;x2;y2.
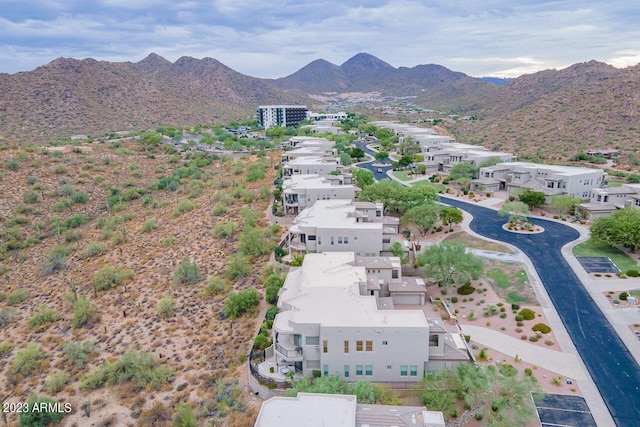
377;168;383;173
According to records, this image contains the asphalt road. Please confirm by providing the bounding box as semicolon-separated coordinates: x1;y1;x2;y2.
352;139;393;181
438;196;640;427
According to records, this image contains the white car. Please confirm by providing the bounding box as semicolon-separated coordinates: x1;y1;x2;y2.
377;168;383;173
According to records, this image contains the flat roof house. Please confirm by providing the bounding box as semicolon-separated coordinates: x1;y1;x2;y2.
281;156;340;177
474;162;605;201
287;199;400;256
282;174;360;215
578;183;640;220
263;252;470;383
421;142;514;174
254;393;445;427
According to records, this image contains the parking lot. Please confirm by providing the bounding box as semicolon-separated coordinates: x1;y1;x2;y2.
576;256;620;274
534;394;597;427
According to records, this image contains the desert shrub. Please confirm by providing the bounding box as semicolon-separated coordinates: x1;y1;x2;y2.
239;207;262;227
238;227;276;257
467;310;477;320
72;298;95;329
29;305;62;329
619;291;628;301
225;254;252;279
80;241;108;258
23;190;40;204
63;340;95;368
498;362;518;377
200;275;228;297
45;371;69;394
457;283;476;295
71;191;89;203
500;313;507;319
141;218;158;233
212;222;237;238
483;305;499;317
0;340;13;358
223;288;260;319
80;348;174;391
64;214;88;229
173;403;197;427
171;258;203;285
518;308;535;320
92;265;133;291
53;165;67;174
58;183;75;197
450;296;458;303
528;336;539;342
511;303;520;310
475;413;483;421
40;244;71;275
524;368;533;376
246;162;267;182
11;343;45;376
515;314;524;322
264;274;285;304
156;296;176;318
7;288;29;306
18;394;66;426
5;159;19;170
211;202;228;216
63;229;83;243
136;402;172;426
626;269;640;277
532;323;551;334
160;235;176;246
265;305;279;321
173;199;197;216
0;308;17;326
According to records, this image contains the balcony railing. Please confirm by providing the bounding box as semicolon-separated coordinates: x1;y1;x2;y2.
275;343;303;359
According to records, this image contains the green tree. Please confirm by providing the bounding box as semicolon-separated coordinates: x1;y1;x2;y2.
339;152;352;166
416;242;483;287
238;227;276;257
349;147;365;161
398;136;420;155
455;177;472;189
627;173;640;183
591;207;640;251
398;154;414;168
440;206;463;231
518;189;546;209
498;201;530;223
358;180;438;213
141;131;162;152
223;288;260;319
449;163;478;180
402;203;440;236
71;298;95;329
353;169;375;188
19;394;66;426
549;194;581;217
374;151;389;163
173;403;197;427
171;258;202;285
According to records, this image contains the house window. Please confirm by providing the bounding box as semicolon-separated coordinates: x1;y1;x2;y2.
366;340;373;352
386;365;392;370
344;340;349;353
344;365;350;378
356;365;363;376
356;341;363;351
338;236;343;244
344;236;349;244
392;270;399;279
376;210;381;217
365;365;373;376
410;365;418;376
323;340;328;353
307;235;316;241
318;236;322;245
400;366;408;376
547;181;554;188
306;336;319;345
323;364;329;376
429;334;439;346
330;236;334;245
382;340;388;346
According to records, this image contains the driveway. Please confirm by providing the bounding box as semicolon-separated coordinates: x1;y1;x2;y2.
438;196;640;427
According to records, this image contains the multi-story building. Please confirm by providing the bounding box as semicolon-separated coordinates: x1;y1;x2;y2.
474;162;605;201
282;174;360;215
421;142;514;174
254;393;445;427
264;252;470;382
578;184;640;220
281;156;342;178
258;105;309;129
307;111;349;121
287;199;399;256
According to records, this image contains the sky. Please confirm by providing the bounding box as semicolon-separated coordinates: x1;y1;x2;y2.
1;0;639;79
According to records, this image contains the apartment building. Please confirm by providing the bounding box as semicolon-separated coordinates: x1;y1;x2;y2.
287;199;399;256
282;174;360;215
281;156;341;178
254;393;445;427
578;184;640;220
475;162;605;201
421;142;514;174
281;136;334;150
258;105;309;129
266;252;470;383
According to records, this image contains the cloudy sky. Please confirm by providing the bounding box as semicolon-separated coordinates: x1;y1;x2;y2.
1;0;639;78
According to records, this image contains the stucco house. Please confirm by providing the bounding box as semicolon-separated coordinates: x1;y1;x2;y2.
282;174;360;215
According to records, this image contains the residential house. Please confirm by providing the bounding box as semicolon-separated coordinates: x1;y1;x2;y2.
578;184;640;220
287;199;400;256
254;393;445;427
262;252;470;383
420;142;514;174
282;174;360;215
474;162;605;201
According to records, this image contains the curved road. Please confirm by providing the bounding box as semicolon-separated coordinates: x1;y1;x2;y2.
352;141;640;426
438;197;640;426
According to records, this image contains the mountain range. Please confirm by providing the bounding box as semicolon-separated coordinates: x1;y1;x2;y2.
0;52;639;164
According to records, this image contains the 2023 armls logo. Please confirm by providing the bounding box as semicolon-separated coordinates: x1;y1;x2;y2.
3;402;73;413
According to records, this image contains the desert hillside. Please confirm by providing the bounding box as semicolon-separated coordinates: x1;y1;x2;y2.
0;140;278;426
